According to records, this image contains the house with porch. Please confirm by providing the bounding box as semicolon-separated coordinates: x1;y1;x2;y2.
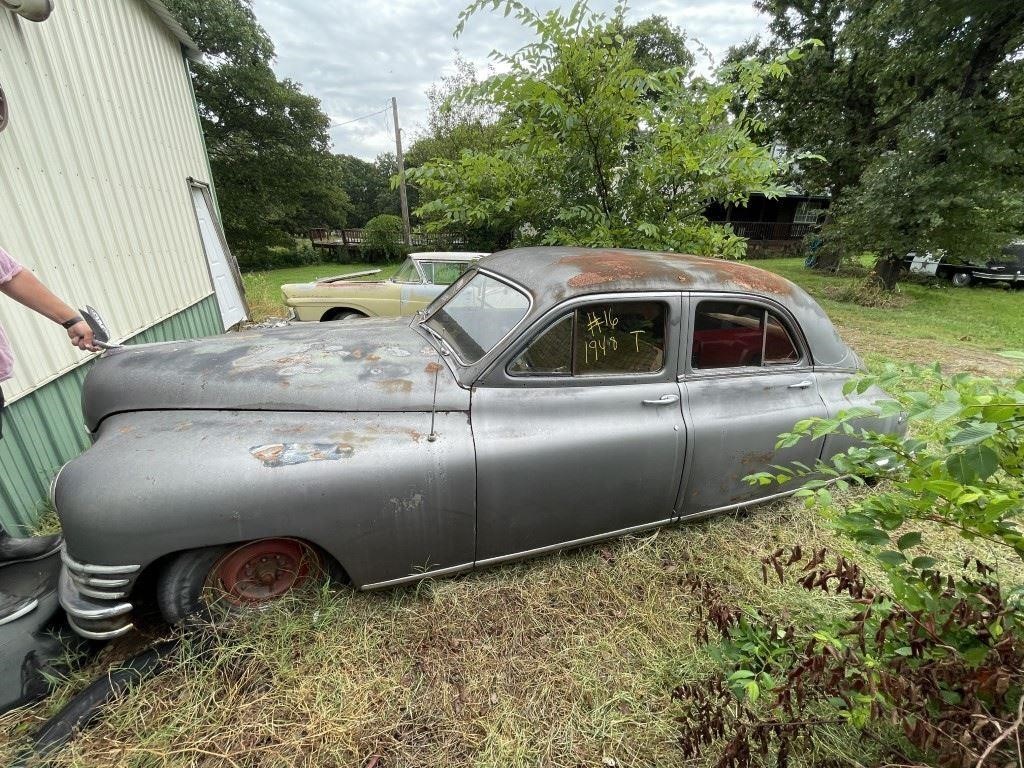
706;193;830;252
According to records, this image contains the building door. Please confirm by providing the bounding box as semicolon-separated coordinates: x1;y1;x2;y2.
189;182;247;329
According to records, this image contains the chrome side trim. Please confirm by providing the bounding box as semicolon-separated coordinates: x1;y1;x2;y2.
62;549;140;575
474;518;675;568
67;617;135;641
49;461;69;509
679;487;800;522
0;598;39;627
360;561;475;591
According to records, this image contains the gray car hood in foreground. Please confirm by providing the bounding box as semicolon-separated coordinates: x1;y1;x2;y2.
82;317;464;431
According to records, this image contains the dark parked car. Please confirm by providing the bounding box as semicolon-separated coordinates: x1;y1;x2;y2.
908;243;1024;288
54;247;903;639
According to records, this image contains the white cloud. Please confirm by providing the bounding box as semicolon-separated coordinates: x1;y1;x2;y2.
250;0;768;160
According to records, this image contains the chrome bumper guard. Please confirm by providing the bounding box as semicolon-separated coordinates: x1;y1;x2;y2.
59;548;139;640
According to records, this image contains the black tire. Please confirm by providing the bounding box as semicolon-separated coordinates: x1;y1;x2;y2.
156;545;228;626
26;641;178;763
320;308;363;322
951;271;972;287
156;541;343;627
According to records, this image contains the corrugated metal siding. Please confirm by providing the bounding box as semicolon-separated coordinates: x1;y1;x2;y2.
0;294;222;533
0;0;219;403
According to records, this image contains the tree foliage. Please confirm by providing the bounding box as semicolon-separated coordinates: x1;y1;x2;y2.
735;1;1024;284
165;0;349;267
618;14;694;74
679;363;1024;766
407;0;810;257
337;153;403;228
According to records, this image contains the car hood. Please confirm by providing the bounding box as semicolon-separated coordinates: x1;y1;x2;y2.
82;317;465;431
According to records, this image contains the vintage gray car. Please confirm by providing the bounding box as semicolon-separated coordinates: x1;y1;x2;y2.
54;247;901;639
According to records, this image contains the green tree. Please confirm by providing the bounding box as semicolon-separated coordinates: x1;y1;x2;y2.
407;0;809;257
618;14;694;74
337;153;402;227
360;214;408;263
164;0;349;266
736;0;1024;286
404;55;505;249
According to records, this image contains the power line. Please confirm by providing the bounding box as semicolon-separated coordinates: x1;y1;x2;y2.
330;105;389;128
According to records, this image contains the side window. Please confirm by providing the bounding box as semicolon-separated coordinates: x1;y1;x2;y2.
691;300;799;369
509;301;667;377
427;261;466;286
508;314;573;375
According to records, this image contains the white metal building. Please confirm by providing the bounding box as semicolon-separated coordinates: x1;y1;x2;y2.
0;0;247;530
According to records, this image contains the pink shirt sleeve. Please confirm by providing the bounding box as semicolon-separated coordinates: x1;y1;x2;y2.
0;246;23;284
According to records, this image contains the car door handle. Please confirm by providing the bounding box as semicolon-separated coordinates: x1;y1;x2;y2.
787;380;813;389
642;393;680;406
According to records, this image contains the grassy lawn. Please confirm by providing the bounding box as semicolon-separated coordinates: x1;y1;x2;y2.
1;256;1020;767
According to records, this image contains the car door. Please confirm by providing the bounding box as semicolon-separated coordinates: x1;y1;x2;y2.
472;293;687;563
678;294;828;517
397;261;441;315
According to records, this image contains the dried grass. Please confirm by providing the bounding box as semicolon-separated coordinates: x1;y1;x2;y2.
1;500;863;768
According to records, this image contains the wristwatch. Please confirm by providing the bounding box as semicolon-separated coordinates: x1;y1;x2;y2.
61;315;84;329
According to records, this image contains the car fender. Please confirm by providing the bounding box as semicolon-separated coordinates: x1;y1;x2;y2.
53;410;476;589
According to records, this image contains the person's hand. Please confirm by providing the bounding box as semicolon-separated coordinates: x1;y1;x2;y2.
67;319;97;351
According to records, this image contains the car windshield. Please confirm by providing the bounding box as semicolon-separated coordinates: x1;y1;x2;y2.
424;271;530;363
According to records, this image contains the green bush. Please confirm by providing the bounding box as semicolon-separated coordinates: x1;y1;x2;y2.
236;238;321;272
360;215;409;263
677;362;1024;767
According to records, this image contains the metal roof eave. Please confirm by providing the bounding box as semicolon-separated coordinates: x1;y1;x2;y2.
139;0;200;61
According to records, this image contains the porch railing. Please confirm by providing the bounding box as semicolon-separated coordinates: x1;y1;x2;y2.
309;228;468;250
721;221;814;241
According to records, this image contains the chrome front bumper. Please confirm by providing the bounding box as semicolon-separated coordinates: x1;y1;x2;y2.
58;548;139;640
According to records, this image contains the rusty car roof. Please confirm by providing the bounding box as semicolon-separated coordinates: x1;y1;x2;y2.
479;247;800;300
477;247;857;368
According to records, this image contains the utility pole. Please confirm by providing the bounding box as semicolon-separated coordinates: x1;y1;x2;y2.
392;97;412;247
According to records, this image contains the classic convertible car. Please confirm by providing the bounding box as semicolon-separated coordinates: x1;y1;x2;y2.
281;251;487;321
54;247;902;639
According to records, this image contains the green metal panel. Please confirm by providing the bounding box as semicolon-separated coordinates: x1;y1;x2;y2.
0;295;223;533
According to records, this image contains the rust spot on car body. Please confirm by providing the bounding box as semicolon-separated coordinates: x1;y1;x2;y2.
424;361;443;374
741;450;774;467
250;442;355;468
561;252;653;288
706;259;794;297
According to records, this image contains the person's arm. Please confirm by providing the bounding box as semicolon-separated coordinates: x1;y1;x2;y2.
0;270;96;351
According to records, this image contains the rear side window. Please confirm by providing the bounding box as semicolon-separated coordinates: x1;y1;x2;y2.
510;301;666;376
691;301;799;369
423;261;467;285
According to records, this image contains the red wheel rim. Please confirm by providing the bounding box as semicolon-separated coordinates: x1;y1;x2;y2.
210;539;316;606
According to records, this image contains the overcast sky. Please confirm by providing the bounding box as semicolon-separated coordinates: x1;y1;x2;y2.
249;1;768;161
